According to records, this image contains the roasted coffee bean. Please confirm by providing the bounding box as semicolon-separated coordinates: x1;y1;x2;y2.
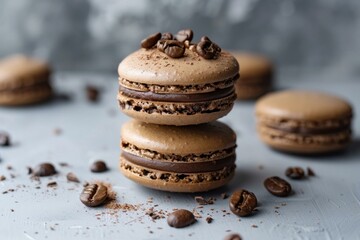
90;160;108;173
141;32;161;49
285;167;305;179
0;132;10;146
196;39;221;59
229;189;257;217
157;39;167;52
163;40;185;58
167;209;196;228
86;85;99;102
161;32;173;40
224;233;242;240
264;176;292;197
80;183;108;207
33;163;56;177
175;29;193;42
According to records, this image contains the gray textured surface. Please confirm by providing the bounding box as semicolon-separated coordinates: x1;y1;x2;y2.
1;0;360;78
0;73;359;240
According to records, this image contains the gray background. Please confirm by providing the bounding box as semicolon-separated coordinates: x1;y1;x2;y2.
1;0;360;80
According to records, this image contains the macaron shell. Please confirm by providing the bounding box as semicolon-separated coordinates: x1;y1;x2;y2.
0;83;52;106
232;52;273;80
258;125;350;154
118;48;239;85
256;90;352;121
120;159;235;192
121;120;236;155
118;91;236;126
0;55;51;88
235;83;270;100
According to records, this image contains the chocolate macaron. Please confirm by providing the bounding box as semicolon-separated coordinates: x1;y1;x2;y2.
255;90;352;154
120;120;236;192
118;31;239;126
232;52;273;100
0;55;52;106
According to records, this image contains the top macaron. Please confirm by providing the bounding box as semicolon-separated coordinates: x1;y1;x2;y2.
118;29;239;126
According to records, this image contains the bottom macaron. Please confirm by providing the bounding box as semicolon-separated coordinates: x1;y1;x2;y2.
120;120;237;192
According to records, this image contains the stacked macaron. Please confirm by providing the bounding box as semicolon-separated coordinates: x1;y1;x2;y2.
117;29;239;192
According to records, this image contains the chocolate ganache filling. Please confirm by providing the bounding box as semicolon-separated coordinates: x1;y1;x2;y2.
119;85;235;103
121;151;236;173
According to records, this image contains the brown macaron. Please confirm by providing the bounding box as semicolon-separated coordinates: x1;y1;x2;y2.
120;120;237;192
255;90;352;154
232;52;273;100
118;37;239;126
0;55;52;106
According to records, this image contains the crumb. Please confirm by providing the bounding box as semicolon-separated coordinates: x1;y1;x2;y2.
220;193;228;199
251;225;258;228
194;196;215;205
47;181;57;188
27;167;33;175
86;85;100;102
59;162;69;167
0;175;6;181
53;128;62;136
205;217;213;224
258;165;264;170
307;167;315;176
6;165;13;170
66;172;80;183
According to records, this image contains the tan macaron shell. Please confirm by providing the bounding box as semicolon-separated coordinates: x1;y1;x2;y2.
121;120;236;155
118;48;239;86
255;90;352;154
232;52;273;99
256;90;352;121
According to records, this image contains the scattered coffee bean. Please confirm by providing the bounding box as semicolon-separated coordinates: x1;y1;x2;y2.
205;216;213;224
285;167;305;180
229;189;257;217
86;85;99;102
66;172;80;183
175;29;193;42
224;233;242;240
90;160;108;173
141;32;161;49
0;175;6;181
0;132;10;146
163;40;185;58
264;176;292;197
307;167;316;176
167;209;196;228
47;181;57;188
33;163;56;177
80;183;108;207
196;38;221;59
161;32;173;40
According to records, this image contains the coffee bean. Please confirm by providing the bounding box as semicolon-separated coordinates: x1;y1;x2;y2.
80;183;108;207
196;39;221;59
156;39;167;52
161;32;173;40
86;85;99;102
0;132;10;146
167;209;196;228
141;32;161;49
224;233;242;240
229;189;257;217
285;167;305;179
33;163;56;177
264;176;292;197
175;29;193;42
163;40;185;58
90;160;108;173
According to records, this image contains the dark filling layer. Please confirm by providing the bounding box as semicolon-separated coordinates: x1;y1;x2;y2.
119;85;235;103
121;151;236;173
266;124;351;136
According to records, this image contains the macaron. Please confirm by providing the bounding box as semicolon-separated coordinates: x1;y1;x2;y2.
232;52;273;100
120;120;237;192
255;90;353;154
0;55;52;106
118;31;239;126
